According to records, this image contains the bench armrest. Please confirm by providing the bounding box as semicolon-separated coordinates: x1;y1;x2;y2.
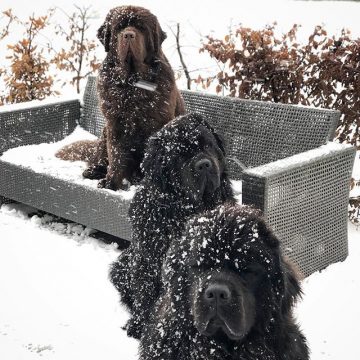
0;98;81;154
242;142;356;276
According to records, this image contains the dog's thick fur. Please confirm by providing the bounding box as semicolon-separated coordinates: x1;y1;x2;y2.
140;203;309;360
110;113;235;339
56;6;185;190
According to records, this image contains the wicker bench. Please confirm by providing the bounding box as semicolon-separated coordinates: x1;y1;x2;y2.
0;76;355;276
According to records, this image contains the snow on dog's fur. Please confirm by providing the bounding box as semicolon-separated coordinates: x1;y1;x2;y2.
109;113;235;339
140;203;309;360
56;6;184;190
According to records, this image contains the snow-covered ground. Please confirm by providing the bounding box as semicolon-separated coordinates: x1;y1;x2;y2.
0;203;138;360
1;1;359;359
296;222;360;359
0;202;359;359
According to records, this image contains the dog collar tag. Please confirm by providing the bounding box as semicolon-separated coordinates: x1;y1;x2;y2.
133;80;157;92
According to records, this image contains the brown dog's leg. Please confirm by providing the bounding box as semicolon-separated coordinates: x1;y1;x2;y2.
97;129;134;190
175;88;186;116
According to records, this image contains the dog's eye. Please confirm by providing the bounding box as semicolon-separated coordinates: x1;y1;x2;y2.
241;264;265;282
242;268;258;277
204;142;223;158
116;25;124;33
178;155;192;169
135;24;145;32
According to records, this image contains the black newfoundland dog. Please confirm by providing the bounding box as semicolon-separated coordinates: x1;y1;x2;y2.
56;6;185;190
110;113;235;339
140;203;309;360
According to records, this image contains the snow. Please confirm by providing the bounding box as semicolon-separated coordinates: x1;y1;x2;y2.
0;1;359;357
0;96;80;113
296;223;360;359
245;142;352;177
0;126;137;201
0;203;139;360
0;203;359;359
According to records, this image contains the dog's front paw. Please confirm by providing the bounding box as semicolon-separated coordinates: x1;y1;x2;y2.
97;178;108;189
120;178;131;191
97;177;131;191
83;164;107;180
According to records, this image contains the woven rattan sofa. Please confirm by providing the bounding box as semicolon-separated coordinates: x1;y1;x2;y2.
0;76;355;276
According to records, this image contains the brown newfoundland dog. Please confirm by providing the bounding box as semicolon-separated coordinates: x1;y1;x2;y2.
56;6;185;190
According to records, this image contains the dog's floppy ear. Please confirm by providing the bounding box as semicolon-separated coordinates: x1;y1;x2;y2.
213;131;226;156
195;113;227;156
97;14;112;52
152;22;167;56
257;219;303;314
141;136;167;191
280;257;303;314
161;30;167;43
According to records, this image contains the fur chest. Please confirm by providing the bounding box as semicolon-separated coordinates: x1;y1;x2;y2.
99;74;174;134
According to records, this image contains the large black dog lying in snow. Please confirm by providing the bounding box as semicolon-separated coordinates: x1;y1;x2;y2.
140;204;309;360
110;113;235;339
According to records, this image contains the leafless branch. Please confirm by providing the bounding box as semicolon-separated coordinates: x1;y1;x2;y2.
168;23;192;90
0;9;15;41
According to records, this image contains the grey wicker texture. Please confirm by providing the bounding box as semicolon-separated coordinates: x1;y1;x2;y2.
242;145;355;276
181;90;339;179
0;100;80;153
0;161;131;239
81;77;106;137
0;76;356;276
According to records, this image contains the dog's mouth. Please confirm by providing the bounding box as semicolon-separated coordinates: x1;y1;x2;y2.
198;316;245;341
123;43;139;60
124;49;136;67
193;170;221;202
199;175;220;198
123;50;147;74
117;39;146;72
125;42;138;57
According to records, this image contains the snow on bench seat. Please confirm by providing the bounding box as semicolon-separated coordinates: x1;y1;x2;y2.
1;126;136;201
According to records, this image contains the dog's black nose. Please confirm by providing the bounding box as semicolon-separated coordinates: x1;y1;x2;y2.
204;283;231;303
123;30;136;39
195;158;212;173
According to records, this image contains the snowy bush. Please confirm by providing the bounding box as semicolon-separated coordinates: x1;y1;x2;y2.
0;7;100;103
0;10;58;104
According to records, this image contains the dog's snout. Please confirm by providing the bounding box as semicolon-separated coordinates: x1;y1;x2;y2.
123;30;136;40
195;158;212;173
204;283;231;304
